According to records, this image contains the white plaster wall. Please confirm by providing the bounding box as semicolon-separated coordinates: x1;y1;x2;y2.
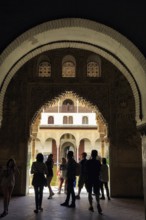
40;112;97;125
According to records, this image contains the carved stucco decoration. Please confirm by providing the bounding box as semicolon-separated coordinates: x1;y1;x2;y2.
1;18;146;127
31;91;107;137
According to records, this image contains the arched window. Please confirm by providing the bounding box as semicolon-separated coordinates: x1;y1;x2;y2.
62;55;76;77
82;116;88;124
87;55;101;77
63;116;67;124
69;116;73;124
62;99;74;112
48;116;54;124
38;61;51;77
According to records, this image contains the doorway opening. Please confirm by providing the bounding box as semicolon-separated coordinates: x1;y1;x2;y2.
27;91;109;194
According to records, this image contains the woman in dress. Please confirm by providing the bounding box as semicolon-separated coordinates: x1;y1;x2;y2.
45;154;55;199
31;153;48;213
0;158;19;218
58;157;67;194
100;157;110;200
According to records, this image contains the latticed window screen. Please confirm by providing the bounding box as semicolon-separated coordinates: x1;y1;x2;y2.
38;61;51;77
87;61;100;77
62;61;75;77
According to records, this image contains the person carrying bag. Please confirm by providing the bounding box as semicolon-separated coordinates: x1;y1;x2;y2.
31;153;48;213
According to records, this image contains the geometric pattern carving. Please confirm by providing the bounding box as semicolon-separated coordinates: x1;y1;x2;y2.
87;61;100;77
38;61;51;77
0;18;144;128
31;90;107;132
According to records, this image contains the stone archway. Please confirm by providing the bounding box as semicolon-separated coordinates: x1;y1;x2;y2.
28;90;107;192
0;47;142;198
0;18;146;126
21;62;141;198
0;19;145;202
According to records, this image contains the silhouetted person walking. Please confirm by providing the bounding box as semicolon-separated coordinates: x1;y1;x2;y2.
45;154;55;199
100;157;110;200
0;158;19;218
31;153;48;213
76;152;87;199
85;150;102;214
60;151;76;208
58;157;67;194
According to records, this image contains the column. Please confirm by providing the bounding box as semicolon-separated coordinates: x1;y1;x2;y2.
56;140;60;170
101;139;105;157
58;99;60;113
76;146;79;162
57;146;59;168
77;99;78;113
138;124;146;220
142;134;146;220
91;141;95;151
32;137;36;161
76;140;80;162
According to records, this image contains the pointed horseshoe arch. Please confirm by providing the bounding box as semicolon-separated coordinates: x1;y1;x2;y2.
0;18;146;126
31;90;107;135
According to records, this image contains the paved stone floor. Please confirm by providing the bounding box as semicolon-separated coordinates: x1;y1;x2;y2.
0;187;145;220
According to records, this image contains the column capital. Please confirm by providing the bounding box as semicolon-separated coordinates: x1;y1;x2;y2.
137;123;146;136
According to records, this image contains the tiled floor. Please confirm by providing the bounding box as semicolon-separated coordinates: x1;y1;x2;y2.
0;187;145;220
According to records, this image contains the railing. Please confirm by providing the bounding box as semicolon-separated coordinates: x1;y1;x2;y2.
40;125;97;128
44;105;93;113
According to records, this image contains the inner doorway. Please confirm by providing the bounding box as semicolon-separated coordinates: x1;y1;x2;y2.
62;142;75;159
27;91;109;194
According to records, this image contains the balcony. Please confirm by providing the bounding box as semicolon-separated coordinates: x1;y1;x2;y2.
44;105;93;113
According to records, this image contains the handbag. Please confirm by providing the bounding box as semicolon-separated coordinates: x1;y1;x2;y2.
43;176;48;187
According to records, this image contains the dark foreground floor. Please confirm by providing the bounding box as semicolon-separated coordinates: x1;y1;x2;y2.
0;190;145;220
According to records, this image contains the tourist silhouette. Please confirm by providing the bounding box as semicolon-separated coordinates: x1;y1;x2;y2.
76;152;87;199
100;157;110;200
85;150;102;214
60;151;76;208
45;154;55;199
31;153;48;213
0;158;19;218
